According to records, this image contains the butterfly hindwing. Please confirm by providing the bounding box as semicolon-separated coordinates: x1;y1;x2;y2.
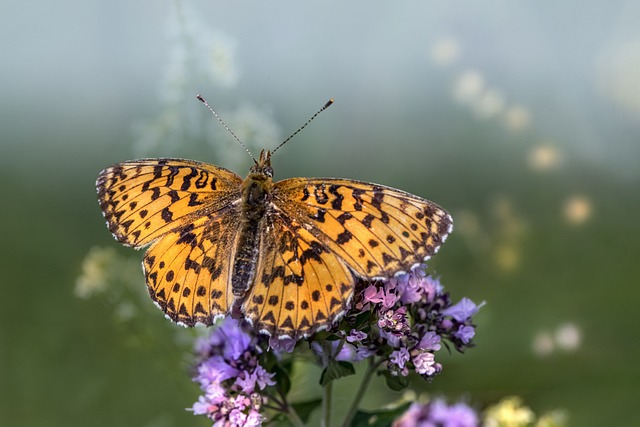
143;207;241;326
241;209;354;339
96;159;242;248
272;178;453;279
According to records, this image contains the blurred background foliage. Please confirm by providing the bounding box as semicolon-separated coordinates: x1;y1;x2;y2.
1;1;639;426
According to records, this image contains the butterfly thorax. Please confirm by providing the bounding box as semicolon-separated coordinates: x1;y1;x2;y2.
231;150;274;298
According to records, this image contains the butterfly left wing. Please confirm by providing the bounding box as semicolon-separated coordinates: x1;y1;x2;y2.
97;158;242;248
241;209;355;339
272;178;453;280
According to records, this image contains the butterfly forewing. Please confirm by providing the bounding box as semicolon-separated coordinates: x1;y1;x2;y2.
272;178;453;279
97;159;242;248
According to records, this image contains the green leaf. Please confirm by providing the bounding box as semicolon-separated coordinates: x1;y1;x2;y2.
325;332;343;341
319;359;355;386
352;310;373;330
349;403;412;427
291;398;322;423
381;370;409;391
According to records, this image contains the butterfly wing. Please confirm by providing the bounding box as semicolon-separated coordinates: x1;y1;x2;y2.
143;207;241;326
96;158;242;248
96;158;244;325
272;178;453;279
241;209;355;339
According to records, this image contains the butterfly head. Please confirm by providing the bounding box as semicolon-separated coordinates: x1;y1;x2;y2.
250;149;273;178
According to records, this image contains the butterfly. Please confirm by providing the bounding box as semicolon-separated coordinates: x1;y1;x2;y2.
96;98;453;340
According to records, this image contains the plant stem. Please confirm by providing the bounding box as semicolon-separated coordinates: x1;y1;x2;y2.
286;405;306;427
322;377;333;427
341;357;379;427
321;340;333;427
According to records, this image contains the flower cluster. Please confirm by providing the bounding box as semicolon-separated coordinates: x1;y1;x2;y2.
393;398;479;427
331;266;483;381
393;396;567;427
190;317;276;426
189;267;483;425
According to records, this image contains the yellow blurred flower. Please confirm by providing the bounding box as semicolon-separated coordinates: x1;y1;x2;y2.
494;243;521;273
484;397;535;427
535;410;568;427
528;144;562;171
75;246;117;298
563;195;592;225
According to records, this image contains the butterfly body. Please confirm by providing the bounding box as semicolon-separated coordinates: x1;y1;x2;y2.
232;150;274;299
97;150;452;339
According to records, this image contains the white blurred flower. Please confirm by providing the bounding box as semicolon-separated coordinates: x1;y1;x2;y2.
430;37;461;66
532;331;555;357
554;323;582;351
453;70;485;105
472;88;506;119
503;105;531;132
528;143;562;171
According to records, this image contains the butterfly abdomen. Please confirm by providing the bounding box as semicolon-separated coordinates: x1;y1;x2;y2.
232;172;273;297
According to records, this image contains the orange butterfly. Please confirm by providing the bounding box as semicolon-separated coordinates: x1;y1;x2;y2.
96;98;452;340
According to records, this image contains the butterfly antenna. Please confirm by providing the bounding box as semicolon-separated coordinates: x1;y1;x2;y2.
271;99;334;155
196;94;257;163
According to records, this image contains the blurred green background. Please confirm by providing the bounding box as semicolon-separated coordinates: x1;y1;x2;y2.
2;1;639;426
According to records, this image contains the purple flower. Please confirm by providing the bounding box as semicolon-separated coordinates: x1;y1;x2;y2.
430;399;479;427
393;399;479;427
389;347;410;369
442;298;482;322
412;351;440;376
356;346;374;360
392;402;427;427
346;329;367;343
190;318;274;426
363;285;384;304
364;285;399;308
418;332;442;351
421;276;443;303
454;325;475;344
269;336;297;353
196;356;239;388
378;306;410;335
311;341;368;362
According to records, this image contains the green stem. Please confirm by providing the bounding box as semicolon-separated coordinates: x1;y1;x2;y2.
321;340;333;427
322;377;333;427
341;357;380;427
286;405;306;427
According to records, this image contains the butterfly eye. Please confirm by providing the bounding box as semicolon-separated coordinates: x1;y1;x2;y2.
264;166;273;178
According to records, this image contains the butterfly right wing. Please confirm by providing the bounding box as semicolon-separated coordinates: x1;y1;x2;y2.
241;208;355;339
143;204;242;326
